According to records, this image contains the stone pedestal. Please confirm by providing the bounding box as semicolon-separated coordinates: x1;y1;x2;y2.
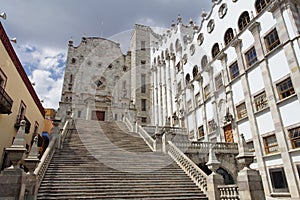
207;172;223;200
154;132;163;152
206;145;223;200
0;168;26;199
236;134;265;200
237;168;265;200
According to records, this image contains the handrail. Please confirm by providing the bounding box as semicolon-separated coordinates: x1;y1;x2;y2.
137;125;155;151
34;117;71;188
168;141;208;194
218;184;239;200
59;120;70;149
124;116;133;132
34;137;58;188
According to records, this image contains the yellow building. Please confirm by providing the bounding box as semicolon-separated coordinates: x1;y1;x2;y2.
0;22;44;167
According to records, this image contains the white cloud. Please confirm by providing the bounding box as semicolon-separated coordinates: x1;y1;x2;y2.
29;70;63;109
16;44;66;109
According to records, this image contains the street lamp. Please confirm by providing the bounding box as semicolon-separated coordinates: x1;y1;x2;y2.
0;12;6;20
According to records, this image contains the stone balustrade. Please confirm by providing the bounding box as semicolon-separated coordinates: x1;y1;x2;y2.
137;125;156;151
167;141;208;194
34;137;58;188
34;117;72;189
173;141;239;154
218;184;239;200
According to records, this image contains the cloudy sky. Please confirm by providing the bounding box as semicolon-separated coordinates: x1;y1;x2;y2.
0;0;211;109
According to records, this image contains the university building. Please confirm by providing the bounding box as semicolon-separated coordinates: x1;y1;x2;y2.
58;0;300;198
151;0;300;198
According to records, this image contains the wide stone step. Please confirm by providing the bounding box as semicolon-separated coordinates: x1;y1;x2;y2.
37;120;207;199
37;192;208;199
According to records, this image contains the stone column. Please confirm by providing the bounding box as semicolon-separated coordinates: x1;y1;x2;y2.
248;21;273;196
236;134;265;200
166;55;174;126
163;60;169;124
206;145;223;200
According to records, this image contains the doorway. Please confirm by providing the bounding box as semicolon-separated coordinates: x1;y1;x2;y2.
224;124;234;143
92;111;105;121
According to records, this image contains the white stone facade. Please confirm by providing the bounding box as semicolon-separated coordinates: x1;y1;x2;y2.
151;0;300;198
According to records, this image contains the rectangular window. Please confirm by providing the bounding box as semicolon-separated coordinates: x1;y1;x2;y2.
189;130;194;140
141;117;147;123
177;82;182;94
141;60;146;68
187;100;192;112
289;126;300;149
254;91;268;111
247;141;255;153
264;134;279;154
141;41;146;51
277;77;295;100
141;74;146;93
245;47;258;67
198;125;204;138
78;110;81;118
236;102;247;120
141;99;146;111
195;92;201;105
215;74;223;90
229;62;240;80
0;68;7;88
265;29;280;52
269;168;289;193
204;85;210;100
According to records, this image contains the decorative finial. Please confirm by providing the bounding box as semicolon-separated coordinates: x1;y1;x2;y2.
202;9;207;18
171;20;175;28
68;37;73;46
177;14;182;23
189;18;193;26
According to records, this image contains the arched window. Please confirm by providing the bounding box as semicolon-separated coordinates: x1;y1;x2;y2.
201;55;208;68
185;73;191;85
255;0;271;14
192;66;199;78
238;11;250;31
212;43;220;58
224;28;234;45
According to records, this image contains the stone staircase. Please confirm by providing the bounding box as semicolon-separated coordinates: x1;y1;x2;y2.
37;119;208;199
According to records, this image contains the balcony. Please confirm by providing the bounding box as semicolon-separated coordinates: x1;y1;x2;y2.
0;86;13;114
14;115;31;133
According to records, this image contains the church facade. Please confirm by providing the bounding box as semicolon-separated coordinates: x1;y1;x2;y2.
60;0;300;198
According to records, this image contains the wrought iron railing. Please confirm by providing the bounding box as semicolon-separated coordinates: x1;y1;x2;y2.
168;141;208;194
0;86;13;114
218;184;239;200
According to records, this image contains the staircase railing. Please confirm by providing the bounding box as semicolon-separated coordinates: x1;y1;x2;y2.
34;117;71;188
173;141;239;154
137;125;155;151
168;141;208;194
124;116;133;132
34;137;58;188
218;184;239;200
